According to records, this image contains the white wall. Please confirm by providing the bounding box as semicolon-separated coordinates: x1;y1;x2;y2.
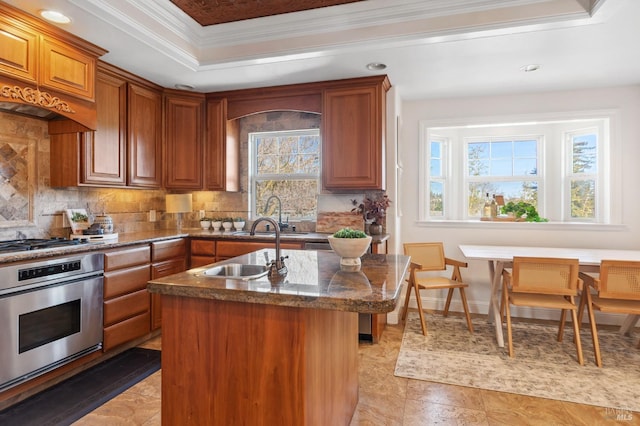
399;85;640;324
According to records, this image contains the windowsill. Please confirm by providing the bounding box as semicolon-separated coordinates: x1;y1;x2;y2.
415;220;628;232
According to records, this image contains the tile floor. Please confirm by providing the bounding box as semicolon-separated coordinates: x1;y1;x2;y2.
72;316;639;425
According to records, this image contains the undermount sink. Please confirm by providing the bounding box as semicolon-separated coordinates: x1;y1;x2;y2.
200;263;269;280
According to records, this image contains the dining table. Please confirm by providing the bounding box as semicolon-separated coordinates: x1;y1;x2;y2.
459;244;640;347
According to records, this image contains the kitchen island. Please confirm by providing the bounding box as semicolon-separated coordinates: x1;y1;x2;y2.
147;249;409;426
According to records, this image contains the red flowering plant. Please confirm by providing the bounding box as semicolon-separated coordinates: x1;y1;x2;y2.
351;193;391;225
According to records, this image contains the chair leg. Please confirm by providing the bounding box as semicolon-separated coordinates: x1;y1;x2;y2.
558;309;567;342
585;292;602;367
570;309;584;366
443;288;454;316
502;287;514;358
401;279;413;322
458;287;474;333
413;283;428;336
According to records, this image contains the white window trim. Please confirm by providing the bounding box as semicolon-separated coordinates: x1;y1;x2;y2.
418;109;622;226
249;128;321;221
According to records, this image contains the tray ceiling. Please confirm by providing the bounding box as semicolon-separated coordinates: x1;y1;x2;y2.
170;0;364;26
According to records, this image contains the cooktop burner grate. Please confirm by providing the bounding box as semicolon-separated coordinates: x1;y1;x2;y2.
0;238;88;254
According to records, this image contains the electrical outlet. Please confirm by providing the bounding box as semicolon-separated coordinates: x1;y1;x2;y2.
149;209;156;222
199;210;205;219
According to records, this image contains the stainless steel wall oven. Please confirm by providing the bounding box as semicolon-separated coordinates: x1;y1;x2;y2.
0;251;104;391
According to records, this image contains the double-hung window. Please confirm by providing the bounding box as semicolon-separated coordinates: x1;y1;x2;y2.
250;129;320;220
420;115;612;223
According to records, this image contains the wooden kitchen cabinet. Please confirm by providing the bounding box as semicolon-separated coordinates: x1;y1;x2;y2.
127;81;163;188
102;245;151;351
50;63;163;188
216;240;303;262
80;69;127;185
151;238;187;330
190;239;216;268
0;2;106;130
205;97;239;191
39;36;97;102
321;76;390;191
164;91;205;189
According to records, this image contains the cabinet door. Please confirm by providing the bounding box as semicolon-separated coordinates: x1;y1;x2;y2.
128;83;162;188
322;84;385;190
0;18;37;84
164;93;204;189
151;258;187;330
40;36;96;101
205;98;239;191
81;70;127;185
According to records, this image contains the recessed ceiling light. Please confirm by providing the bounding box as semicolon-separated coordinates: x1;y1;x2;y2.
175;84;195;91
520;64;541;73
366;63;387;71
39;10;71;24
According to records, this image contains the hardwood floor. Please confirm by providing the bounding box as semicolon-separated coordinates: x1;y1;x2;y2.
73;316;638;425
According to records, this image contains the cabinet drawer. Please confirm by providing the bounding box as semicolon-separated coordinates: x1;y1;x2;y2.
104;245;151;270
152;258;186;278
104;264;151;299
152;238;186;262
191;239;215;256
104;288;150;326
190;255;216;268
103;311;151;352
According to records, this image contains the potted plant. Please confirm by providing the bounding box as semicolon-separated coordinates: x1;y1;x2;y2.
222;217;234;231
352;193;391;235
233;217;245;231
199;217;212;229
501;201;548;222
211;217;223;231
327;227;372;268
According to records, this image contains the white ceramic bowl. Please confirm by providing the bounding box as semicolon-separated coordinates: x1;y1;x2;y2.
327;235;372;267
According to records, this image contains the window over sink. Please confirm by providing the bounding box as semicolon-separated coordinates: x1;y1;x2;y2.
249;129;320;221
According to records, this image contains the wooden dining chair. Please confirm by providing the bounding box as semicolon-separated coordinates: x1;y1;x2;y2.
578;260;640;367
501;257;584;365
401;242;474;336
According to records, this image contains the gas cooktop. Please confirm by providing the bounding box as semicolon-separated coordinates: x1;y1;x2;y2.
0;238;89;254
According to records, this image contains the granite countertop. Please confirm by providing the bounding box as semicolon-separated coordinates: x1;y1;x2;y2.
0;230;389;264
148;249;410;314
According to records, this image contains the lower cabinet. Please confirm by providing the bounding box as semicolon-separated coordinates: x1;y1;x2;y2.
216;240;303;262
103;245;151;352
190;239;216;268
151;238;187;330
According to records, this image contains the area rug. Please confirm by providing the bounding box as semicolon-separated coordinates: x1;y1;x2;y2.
395;312;640;412
0;347;161;426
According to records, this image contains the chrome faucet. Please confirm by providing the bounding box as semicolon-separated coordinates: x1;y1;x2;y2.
250;217;288;280
263;195;289;231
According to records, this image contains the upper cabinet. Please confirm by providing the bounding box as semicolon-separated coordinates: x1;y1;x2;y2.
321;76;390;191
50;63;162;188
205;98;239;191
127;81;163;188
0;2;106;129
163;91;205;190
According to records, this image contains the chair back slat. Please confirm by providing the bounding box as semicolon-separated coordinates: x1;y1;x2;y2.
599;260;640;300
511;257;579;296
403;242;446;271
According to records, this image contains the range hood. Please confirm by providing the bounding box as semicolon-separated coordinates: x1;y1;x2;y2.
0;101;61;120
0;83;98;130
